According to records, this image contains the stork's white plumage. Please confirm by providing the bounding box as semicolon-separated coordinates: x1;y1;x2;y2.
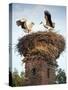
20;17;27;22
40;19;55;31
16;17;34;33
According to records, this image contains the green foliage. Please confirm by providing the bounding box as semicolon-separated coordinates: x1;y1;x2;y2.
12;68;25;86
56;68;66;84
11;68;66;86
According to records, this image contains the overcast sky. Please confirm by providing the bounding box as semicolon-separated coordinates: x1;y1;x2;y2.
10;3;66;74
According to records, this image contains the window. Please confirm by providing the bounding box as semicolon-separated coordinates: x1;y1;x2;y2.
32;68;36;76
47;68;50;78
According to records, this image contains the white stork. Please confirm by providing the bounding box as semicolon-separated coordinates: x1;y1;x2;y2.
16;17;34;33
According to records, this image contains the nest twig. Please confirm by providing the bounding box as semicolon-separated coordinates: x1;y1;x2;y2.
17;31;65;60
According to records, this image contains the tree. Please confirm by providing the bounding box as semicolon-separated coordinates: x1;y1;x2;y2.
20;71;25;78
12;68;25;86
12;68;22;86
56;68;66;84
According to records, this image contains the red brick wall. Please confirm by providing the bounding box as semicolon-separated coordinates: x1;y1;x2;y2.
24;57;56;85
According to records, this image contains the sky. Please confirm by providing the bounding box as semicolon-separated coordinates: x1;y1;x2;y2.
9;3;66;74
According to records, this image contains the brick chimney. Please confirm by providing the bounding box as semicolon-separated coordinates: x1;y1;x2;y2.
17;31;65;85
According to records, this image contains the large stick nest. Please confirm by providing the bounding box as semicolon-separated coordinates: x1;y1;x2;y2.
17;31;65;60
